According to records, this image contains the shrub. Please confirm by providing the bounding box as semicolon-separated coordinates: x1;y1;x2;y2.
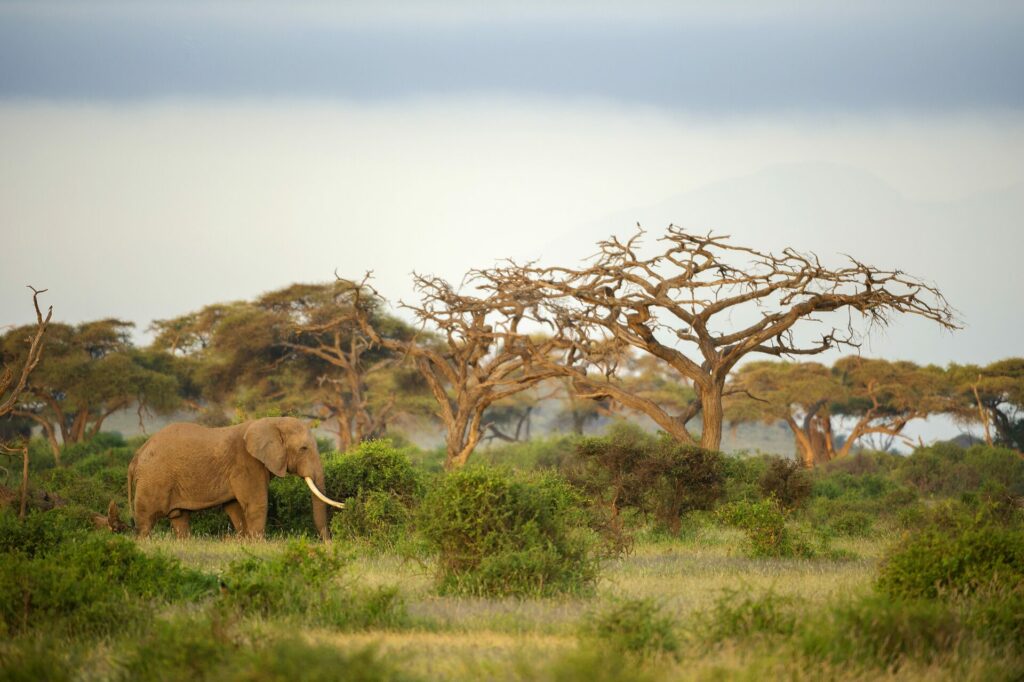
581;598;679;660
419;467;598;597
758;457;812;510
267;439;421;537
899;443;1024;498
116;615;235;682
0;530;215;636
0;637;78;682
474;435;580;470
541;647;659;682
717;498;817;558
329;489;412;550
697;588;800;642
218;539;408;629
565;423;725;540
235;640;419;682
877;512;1024;600
118;619;419;682
721;454;769;504
965;586;1024;650
800;593;963;669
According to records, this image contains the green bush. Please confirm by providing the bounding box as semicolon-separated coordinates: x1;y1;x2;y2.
877;511;1024;600
116;615;235;682
965;586;1024;651
218;539;408;629
721;454;770;504
267;439;421;537
899;443;1024;498
799;593;963;669
235;639;419;682
0;507;92;557
329;489;412;550
758;457;812;510
717;498;817;558
117;618;419;682
0;637;78;682
419;467;598;597
565;423;725;540
474;435;580;470
0;529;215;636
541;647;659;682
697;588;800;642
581;598;679;660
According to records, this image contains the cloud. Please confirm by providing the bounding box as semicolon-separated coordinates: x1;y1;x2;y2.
1;2;1023;112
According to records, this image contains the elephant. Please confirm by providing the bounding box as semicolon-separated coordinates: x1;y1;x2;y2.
128;417;344;540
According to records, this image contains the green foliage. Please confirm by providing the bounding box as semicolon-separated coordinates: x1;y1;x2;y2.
717;498;818;558
219;539;407;629
0;507;92;557
877;509;1024;600
330;489;412;550
116;615;235;682
419;466;598;597
268;439;421;538
799;593;963;669
0;637;78;682
721;454;769;504
581;598;680;660
758;457;812;510
899;442;1024;497
565;423;725;541
474;435;580;470
0;518;215;636
696;588;800;642
235;640;418;682
116;617;418;682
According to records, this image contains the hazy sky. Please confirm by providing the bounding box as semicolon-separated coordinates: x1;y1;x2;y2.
1;1;1022;381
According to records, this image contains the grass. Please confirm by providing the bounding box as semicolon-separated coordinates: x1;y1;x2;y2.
134;524;894;680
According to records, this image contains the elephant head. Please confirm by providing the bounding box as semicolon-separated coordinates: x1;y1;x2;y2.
243;417;344;539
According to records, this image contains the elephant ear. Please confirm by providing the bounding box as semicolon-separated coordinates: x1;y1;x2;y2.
244;419;288;477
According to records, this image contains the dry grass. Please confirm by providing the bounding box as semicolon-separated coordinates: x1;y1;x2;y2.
134;524;915;680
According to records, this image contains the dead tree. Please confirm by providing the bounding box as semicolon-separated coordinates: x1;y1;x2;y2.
479;227;958;450
0;288;51;421
354;274;562;469
280;281;400;450
0;288;51;518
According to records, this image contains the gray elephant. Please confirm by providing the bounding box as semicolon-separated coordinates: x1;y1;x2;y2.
128;417;344;540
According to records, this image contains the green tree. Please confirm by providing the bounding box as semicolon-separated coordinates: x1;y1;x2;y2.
1;319;180;462
947;359;1024;450
726;357;948;466
153;281;427;449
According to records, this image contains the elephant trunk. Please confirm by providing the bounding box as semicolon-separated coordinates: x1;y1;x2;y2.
303;467;343;541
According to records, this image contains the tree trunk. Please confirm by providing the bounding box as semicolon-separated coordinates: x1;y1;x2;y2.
699;382;724;451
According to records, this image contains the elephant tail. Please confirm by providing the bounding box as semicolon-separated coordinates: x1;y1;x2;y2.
126;454;138;521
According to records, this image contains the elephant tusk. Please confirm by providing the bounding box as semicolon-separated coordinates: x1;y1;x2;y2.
304;477;346;509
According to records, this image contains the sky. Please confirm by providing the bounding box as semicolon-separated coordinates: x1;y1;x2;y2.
1;1;1022;390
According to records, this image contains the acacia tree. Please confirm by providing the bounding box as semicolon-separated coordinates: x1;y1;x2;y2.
948;359;1024;450
355;274;563;469
153;283;425;448
2;318;180;461
480;227;958;450
724;361;839;467
726;358;949;466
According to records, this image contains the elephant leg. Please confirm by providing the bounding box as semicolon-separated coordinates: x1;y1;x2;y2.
169;509;191;539
134;502;161;539
239;493;268;540
224;500;246;535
